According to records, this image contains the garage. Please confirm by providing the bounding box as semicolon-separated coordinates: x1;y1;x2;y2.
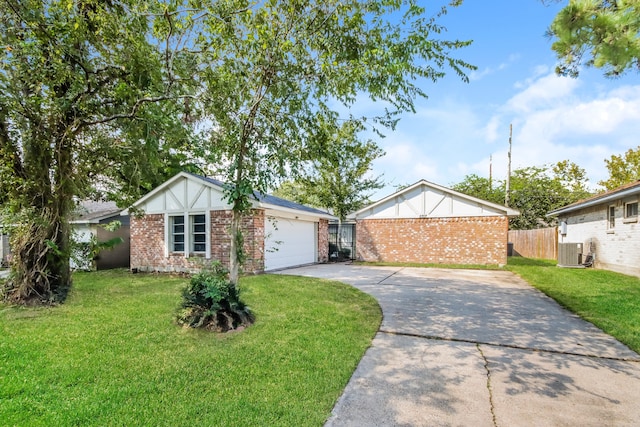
264;216;317;271
128;172;334;274
350;180;520;266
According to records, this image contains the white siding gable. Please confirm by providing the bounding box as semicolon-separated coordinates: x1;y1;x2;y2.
355;182;510;219
138;175;231;214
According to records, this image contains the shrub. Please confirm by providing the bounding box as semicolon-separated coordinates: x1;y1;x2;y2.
176;262;254;332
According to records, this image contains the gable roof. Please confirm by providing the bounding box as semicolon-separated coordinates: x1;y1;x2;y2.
71;200;123;224
350;179;520;219
128;171;335;219
548;180;640;216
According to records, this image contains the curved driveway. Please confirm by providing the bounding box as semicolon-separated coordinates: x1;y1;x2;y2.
278;264;640;427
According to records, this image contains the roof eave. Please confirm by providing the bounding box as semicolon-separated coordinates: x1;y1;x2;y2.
260;201;336;220
548;186;640;217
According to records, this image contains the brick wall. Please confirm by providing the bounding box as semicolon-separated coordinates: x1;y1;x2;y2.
318;219;329;263
356;216;509;265
131;210;265;273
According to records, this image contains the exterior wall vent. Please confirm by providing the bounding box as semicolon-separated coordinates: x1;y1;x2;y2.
558;242;583;267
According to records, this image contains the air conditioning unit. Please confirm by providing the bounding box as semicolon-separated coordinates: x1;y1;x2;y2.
558;243;583;267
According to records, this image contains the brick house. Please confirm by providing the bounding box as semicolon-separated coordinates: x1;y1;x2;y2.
127;172;334;273
349;180;519;266
548;180;640;278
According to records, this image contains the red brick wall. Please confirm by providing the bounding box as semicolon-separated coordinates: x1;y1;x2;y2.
318;219;329;263
131;210;265;273
356;216;509;265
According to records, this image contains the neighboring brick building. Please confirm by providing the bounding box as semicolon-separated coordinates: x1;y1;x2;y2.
548;180;640;278
127;172;333;273
349;180;519;266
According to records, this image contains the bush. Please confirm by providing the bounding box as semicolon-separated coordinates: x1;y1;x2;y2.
176;262;254;332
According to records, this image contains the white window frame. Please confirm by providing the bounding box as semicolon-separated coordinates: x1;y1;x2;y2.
607;205;616;232
170;215;186;253
190;213;207;254
624;201;638;223
165;212;210;258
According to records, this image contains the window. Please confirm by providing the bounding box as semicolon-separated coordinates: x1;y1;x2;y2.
191;214;206;253
169;214;208;254
171;216;185;252
608;205;615;230
625;201;638;220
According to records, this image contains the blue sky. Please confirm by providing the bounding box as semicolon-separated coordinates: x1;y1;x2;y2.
360;0;640;200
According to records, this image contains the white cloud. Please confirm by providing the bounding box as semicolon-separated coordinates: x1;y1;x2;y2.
506;73;579;113
368;69;640;199
485;72;640;188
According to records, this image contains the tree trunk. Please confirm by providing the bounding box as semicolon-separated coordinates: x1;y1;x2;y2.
3;135;74;304
229;208;242;285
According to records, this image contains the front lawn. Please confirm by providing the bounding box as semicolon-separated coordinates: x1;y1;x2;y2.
0;270;381;426
507;257;640;353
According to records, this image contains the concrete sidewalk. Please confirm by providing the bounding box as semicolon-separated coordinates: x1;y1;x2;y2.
278;264;640;427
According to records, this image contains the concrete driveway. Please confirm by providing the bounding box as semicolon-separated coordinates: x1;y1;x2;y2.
277;264;640;427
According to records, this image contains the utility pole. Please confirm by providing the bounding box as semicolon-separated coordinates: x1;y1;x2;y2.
489;154;493;191
505;124;512;207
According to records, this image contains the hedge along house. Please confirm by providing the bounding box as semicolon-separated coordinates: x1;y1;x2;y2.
349;180;520;266
548;180;640;278
127;172;334;273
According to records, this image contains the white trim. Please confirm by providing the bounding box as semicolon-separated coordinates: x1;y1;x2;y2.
349;179;520;219
164;213;169;258
549;184;640;216
124;171;335;221
607;205;616;231
205;211;211;259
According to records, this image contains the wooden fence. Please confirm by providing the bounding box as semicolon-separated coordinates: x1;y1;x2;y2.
508;227;558;260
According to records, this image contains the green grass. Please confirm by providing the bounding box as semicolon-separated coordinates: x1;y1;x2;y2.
506;257;640;353
0;270;381;426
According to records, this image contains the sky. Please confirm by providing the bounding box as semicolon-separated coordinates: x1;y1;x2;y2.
356;0;640;200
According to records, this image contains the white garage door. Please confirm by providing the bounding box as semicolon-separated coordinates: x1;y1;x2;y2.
265;217;317;271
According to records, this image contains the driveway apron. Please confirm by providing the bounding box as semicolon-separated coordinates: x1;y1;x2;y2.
277;264;640;427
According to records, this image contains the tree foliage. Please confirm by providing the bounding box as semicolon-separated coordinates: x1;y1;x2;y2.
547;0;640;77
0;0;195;304
453;161;592;229
193;0;475;283
599;145;640;189
275;119;384;221
451;174;504;205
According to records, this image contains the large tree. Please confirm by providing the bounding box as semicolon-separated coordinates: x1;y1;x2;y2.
547;0;640;77
599;145;640;189
453;161;592;229
0;0;195;304
194;0;475;284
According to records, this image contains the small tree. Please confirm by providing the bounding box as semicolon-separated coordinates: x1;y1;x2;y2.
194;0;474;284
301;119;385;221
